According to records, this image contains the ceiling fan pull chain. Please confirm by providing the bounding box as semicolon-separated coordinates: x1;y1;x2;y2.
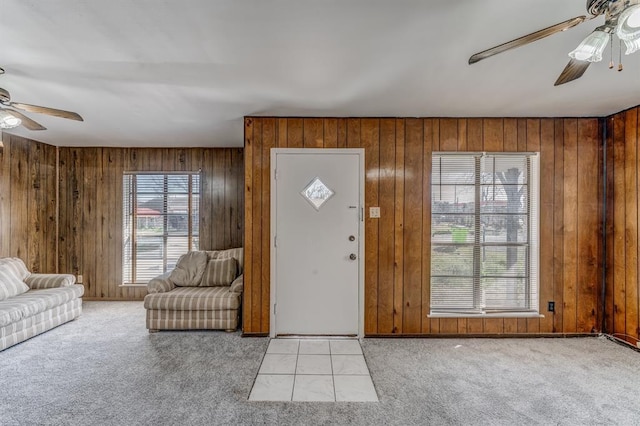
618;39;624;72
609;33;614;69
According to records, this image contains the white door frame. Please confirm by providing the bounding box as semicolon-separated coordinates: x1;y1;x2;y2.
270;148;365;338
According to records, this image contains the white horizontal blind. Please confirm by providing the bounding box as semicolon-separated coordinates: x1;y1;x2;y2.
431;153;539;315
122;172;200;284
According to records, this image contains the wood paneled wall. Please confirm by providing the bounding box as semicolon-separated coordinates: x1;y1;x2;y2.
244;117;603;336
58;147;244;300
0;134;58;273
606;107;640;344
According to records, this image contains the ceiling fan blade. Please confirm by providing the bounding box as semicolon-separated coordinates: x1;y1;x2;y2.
2;109;47;130
8;102;83;121
554;58;591;86
469;16;587;64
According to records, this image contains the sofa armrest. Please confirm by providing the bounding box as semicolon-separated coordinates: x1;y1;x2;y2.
24;274;76;289
229;274;243;293
147;272;175;294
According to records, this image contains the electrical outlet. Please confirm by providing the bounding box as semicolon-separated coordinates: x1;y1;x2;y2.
77;275;83;284
369;207;381;218
548;301;555;312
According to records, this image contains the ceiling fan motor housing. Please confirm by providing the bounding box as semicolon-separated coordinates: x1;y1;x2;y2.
588;0;610;16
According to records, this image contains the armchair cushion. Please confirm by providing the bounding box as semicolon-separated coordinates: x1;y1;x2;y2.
169;251;207;287
144;287;241;311
200;257;237;287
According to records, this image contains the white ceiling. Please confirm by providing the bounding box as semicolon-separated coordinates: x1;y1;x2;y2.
1;0;639;148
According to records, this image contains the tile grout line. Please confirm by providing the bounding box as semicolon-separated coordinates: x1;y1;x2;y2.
330;340;337;401
290;340;300;401
248;338;272;400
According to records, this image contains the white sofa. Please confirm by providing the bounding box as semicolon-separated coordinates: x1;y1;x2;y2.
0;257;84;351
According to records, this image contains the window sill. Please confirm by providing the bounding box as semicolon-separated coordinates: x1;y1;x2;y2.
120;283;148;288
428;312;544;319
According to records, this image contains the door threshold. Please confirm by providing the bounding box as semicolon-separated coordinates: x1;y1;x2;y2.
275;334;358;339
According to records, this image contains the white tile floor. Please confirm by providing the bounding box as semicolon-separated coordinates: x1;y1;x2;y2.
249;339;378;402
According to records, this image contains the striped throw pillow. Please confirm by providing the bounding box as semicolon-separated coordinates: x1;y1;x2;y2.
0;260;30;301
200;257;238;287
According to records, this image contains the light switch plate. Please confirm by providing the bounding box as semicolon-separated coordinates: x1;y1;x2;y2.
77;275;83;284
369;207;381;218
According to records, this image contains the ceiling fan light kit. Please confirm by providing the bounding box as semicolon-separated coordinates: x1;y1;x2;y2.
469;0;640;85
617;4;640;52
0;110;21;129
569;27;611;61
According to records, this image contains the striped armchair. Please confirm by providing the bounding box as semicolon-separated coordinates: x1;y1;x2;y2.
143;248;243;332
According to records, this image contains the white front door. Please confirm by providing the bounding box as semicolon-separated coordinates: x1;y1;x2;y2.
271;149;364;337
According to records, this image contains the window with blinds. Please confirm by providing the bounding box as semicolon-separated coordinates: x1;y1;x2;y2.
122;172;200;284
431;153;539;315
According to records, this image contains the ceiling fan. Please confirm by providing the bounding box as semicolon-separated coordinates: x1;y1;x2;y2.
0;67;83;131
469;0;640;86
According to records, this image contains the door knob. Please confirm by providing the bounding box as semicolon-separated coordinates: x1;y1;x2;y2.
349;235;356;241
349;253;357;260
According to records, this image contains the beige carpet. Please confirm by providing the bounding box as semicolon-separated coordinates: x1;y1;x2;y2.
1;301;639;425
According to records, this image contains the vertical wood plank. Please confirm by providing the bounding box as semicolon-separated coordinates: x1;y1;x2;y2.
27;140;42;272
58;148;70;274
625;110;639;339
199;149;213;250
612;113;626;337
635;110;640;341
243;118;254;332
262;118;275;331
323;119;338;149
82;149;97;297
277;119;288;148
222;149;233;249
457;119;468;151
483;118;504;151
337;119;347;148
467;119;483;152
0;135;10;258
303;118;324;148
503;119;518;152
439;118;458;151
539;119;555;333
604;116;615;335
45;145;57;273
577;119;600;333
553;119;565;333
10;137;28;262
394;119;405;334
378;118;396;333
403;118;423;333
287;118;303;148
518;119;528;152
431;119;440;152
526;119;541;333
251;119;263;332
563;119;579;332
362;118;380;334
424;120;435;334
347;119;361;148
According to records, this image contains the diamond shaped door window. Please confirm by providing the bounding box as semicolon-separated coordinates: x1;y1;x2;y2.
301;177;335;211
